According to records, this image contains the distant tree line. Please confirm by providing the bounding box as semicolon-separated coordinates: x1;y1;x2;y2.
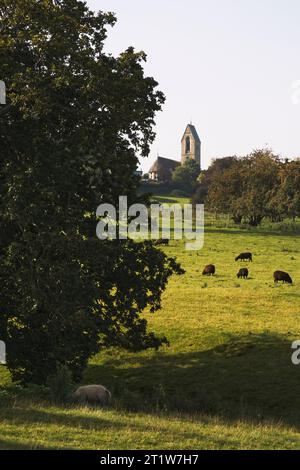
193;149;300;226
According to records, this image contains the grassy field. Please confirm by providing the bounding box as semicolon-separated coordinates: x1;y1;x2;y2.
0;197;300;449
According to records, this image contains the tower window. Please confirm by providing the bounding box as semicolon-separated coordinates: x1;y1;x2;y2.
185;136;191;153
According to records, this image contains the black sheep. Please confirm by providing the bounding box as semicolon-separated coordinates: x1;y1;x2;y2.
235;252;253;262
237;268;249;279
273;271;293;284
202;264;216;276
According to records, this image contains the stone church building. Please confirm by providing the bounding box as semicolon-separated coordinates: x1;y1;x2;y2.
148;124;201;182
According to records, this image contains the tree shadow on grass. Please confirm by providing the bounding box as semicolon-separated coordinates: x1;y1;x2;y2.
0;403;246;450
84;332;300;429
1;333;300;448
0;438;52;450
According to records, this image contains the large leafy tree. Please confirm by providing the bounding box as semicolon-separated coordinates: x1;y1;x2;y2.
172;158;200;194
205;159;245;223
198;149;281;226
232;149;280;226
0;0;182;384
268;159;300;221
192;156;238;205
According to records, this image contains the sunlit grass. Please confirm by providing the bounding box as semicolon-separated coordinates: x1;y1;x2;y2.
0;200;299;449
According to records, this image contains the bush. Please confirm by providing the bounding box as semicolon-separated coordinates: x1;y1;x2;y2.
172;159;200;193
47;364;74;404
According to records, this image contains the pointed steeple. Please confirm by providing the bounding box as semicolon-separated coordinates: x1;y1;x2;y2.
181;124;201;168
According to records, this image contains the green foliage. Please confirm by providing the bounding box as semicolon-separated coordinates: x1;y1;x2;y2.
194;149;300;226
172;159;200;194
192;156;237;204
268;159;300;221
0;0;182;384
47;364;73;404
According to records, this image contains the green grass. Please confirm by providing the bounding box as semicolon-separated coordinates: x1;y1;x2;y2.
151;194;191;205
1;402;300;449
0;199;300;449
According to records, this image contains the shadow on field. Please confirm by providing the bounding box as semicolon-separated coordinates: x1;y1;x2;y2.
84;333;300;428
0;438;51;450
0;404;238;450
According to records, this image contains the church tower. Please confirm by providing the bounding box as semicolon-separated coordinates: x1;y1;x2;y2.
181;124;201;168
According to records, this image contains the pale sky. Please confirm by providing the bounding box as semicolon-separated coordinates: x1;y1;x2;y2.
87;0;300;171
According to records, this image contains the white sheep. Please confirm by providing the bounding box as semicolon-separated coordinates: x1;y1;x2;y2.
72;384;111;405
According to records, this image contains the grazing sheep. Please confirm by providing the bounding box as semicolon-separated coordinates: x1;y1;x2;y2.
235;252;253;262
154;239;169;246
202;264;215;276
72;384;111;405
237;268;249;279
273;271;293;284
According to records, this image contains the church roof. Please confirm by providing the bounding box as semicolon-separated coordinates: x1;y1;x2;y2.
149;156;180;173
181;124;201;143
